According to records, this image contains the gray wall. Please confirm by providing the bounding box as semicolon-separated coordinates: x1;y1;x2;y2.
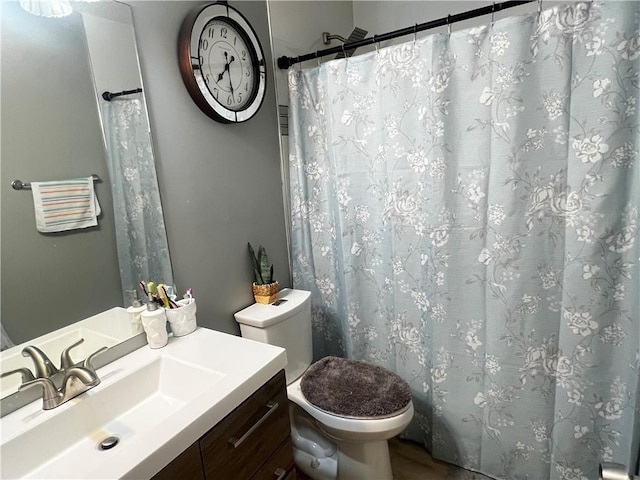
130;1;290;334
1;3;121;343
268;1;354;107
352;1;567;46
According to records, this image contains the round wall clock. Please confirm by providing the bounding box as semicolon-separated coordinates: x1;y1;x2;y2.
178;3;267;123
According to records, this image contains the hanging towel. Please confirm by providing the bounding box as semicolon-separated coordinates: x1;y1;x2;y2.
31;177;101;233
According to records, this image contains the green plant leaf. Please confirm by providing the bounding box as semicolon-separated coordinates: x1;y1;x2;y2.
258;245;270;284
248;242;262;283
248;242;274;285
253;267;264;284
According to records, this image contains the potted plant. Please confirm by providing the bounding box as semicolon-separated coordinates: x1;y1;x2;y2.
248;242;279;304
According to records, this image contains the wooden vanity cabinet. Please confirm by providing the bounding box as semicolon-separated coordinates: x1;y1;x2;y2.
151;443;204;480
152;370;296;480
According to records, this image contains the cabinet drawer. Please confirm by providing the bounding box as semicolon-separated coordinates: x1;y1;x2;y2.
200;370;290;479
151;442;204;480
251;438;295;480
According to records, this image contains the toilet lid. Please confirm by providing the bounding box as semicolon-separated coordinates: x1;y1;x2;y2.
300;356;412;418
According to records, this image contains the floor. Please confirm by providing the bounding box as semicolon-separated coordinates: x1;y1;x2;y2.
389;439;493;480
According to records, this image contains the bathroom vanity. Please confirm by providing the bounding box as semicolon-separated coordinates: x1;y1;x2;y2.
153;370;295;480
0;327;293;479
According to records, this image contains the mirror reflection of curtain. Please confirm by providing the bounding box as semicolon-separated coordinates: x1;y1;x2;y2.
1;325;14;351
102;95;174;302
288;2;639;479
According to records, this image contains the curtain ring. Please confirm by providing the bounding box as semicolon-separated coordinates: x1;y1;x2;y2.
538;0;543;15
315;51;320;67
447;15;452;35
413;23;418;45
491;2;496;27
373;34;380;55
341;43;346;59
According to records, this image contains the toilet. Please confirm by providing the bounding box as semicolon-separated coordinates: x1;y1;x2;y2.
234;288;414;480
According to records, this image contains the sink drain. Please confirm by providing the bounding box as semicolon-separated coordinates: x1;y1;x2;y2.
98;435;120;451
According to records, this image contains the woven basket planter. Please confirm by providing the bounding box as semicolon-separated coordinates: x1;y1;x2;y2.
252;281;280;304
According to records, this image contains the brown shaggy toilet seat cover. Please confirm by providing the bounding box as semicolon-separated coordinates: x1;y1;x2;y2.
300;356;412;418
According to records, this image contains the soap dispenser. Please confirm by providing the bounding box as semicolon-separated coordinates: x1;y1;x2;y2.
127;290;146;334
140;295;168;349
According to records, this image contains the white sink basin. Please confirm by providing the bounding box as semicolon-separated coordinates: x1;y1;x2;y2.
0;327;287;479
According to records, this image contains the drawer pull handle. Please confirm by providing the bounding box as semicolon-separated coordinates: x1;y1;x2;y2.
274;467;287;480
228;400;279;448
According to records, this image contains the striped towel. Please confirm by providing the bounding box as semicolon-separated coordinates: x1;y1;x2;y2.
31;177;101;233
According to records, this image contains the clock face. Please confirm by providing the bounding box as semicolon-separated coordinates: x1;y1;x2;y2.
199;18;256;112
179;3;267;123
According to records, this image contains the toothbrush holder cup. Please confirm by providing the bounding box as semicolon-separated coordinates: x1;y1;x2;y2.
141;310;168;349
166;298;197;336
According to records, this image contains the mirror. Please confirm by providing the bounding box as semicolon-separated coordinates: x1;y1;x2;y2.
0;1;171;402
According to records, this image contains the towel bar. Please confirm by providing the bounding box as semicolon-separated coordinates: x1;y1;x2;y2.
11;174;101;191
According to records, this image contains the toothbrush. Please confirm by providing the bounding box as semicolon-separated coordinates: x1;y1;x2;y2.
161;285;179;309
158;284;171;309
146;281;164;307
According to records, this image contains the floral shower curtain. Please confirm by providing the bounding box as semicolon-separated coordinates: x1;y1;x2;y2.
288;2;639;479
102;96;173;303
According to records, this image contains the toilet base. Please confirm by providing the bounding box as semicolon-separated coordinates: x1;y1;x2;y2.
293;446;337;480
336;439;393;480
290;402;397;480
293;439;394;480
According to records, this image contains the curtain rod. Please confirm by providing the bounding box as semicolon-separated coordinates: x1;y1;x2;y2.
277;0;536;70
101;88;143;101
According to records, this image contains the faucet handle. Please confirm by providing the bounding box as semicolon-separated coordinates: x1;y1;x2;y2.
60;338;85;369
21;345;59;378
62;347;108;399
83;346;108;373
18;377;62;410
1;367;36;384
63;366;100;389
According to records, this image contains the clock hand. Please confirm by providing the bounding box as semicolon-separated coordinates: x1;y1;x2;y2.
217;52;231;82
217;66;227;82
227;55;236;100
228;74;235;100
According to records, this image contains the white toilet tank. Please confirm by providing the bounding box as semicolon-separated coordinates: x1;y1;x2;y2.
234;288;312;384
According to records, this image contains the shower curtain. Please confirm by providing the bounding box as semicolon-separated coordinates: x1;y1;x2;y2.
1;324;14;351
288;2;639;479
102;96;174;304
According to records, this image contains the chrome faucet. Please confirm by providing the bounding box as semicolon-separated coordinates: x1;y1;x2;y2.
59;338;86;369
21;345;59;378
19;337;87;379
18;346;107;410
